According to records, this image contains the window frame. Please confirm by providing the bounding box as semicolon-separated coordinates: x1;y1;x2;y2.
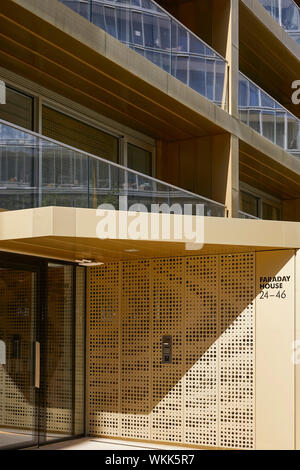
239;182;282;220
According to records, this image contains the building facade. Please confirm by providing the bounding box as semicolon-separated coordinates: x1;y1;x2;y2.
0;0;299;450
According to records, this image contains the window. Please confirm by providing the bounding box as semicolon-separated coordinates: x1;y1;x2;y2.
240;191;259;218
240;186;281;221
262;202;281;221
127;143;152;176
42;106;119;163
0;86;33;130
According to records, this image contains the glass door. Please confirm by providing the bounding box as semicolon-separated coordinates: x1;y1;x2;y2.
0;266;39;450
0;256;85;450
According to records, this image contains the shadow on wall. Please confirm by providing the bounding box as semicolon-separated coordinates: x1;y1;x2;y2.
87;252;292;449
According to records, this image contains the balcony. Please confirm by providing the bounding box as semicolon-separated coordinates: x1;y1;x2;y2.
59;0;227;107
239;72;300;158
259;0;300;45
0;119;225;217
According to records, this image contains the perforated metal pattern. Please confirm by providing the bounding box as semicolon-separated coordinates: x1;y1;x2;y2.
219;254;255;449
87;253;255;449
88;263;120;437
121;260;151;440
184;256;218;446
151;258;184;443
74;266;86;436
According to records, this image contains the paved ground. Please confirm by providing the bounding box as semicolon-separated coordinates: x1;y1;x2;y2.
0;430;33;448
0;429;68;449
30;437;194;451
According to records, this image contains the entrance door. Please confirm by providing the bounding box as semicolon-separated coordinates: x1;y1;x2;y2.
0;266;39;449
0;256;85;450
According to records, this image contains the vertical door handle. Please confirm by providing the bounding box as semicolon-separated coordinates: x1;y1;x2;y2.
35;341;40;389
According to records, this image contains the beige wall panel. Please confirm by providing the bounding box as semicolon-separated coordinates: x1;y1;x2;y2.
256;250;295;450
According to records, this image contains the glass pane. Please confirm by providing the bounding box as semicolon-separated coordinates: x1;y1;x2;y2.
287;113;299;150
172;56;188;85
132;12;143;46
44;264;74;442
104;6;117;38
0;269;37;449
239;191;259;217
249;83;259;106
0;119;225;216
127;143;152;176
239;72;300;156
249;110;261;133
41;141;89;208
42;106;119;163
116;7;132;43
276;111;285;148
61;0;90;20
143;13;158;48
0;86;33;131
189;57;206;97
88;157;123;209
0;124;37;211
91;3;105;29
60;0;227;106
262;202;281;221
239;77;248;107
262;110;275;143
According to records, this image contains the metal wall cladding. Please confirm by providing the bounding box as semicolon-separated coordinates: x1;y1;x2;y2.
87;253;255;449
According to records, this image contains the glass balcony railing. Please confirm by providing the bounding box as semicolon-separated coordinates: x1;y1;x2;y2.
59;0;227;107
238;211;260;220
0;119;225;216
239;72;300;158
259;0;300;45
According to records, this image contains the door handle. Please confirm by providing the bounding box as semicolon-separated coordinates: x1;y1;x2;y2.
34;341;40;389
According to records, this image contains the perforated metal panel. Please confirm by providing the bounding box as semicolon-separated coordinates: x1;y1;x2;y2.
219;254;255;449
121;260;151;440
184;256;218;446
87;253;255;449
88;263;120;437
151;258;184;443
74;266;86;436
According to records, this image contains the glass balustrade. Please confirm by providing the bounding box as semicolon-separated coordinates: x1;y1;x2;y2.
239;72;300;158
238;211;260;220
59;0;227;107
0;119;225;216
259;0;300;45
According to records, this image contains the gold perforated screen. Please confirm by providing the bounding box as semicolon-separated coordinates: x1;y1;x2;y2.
87;254;255;449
